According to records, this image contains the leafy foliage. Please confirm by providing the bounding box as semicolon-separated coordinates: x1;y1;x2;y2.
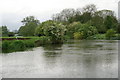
105;29;116;40
19;16;40;36
73;32;83;39
104;16;118;30
10;40;26;51
2;26;9;37
66;22;82;38
2;41;11;53
35;20;66;43
78;23;98;39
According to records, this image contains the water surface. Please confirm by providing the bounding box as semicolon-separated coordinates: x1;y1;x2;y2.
1;40;118;78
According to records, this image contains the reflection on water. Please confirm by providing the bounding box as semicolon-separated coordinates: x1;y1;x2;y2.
1;40;118;78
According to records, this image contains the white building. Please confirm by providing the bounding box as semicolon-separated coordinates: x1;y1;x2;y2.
118;1;120;20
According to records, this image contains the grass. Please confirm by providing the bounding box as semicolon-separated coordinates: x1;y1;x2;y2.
2;36;52;53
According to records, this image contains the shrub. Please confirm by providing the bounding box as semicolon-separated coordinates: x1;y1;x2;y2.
105;29;116;40
73;32;83;39
66;22;82;38
23;39;35;48
2;41;11;53
63;35;70;41
78;23;98;39
35;20;66;43
117;34;120;40
10;40;26;51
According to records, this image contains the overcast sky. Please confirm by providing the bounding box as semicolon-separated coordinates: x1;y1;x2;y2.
0;0;120;31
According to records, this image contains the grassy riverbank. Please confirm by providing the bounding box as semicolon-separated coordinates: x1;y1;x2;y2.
1;33;120;53
2;36;52;53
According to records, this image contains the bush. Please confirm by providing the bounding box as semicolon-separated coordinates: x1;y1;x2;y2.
10;40;26;52
78;23;98;39
73;32;83;39
66;22;82;39
113;34;120;40
23;39;35;48
117;34;120;40
63;35;70;41
35;20;66;43
105;29;116;40
2;41;11;53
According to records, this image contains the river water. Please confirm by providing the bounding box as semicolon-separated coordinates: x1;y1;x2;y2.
1;40;118;78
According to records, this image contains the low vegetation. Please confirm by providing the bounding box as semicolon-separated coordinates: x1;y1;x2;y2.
2;36;52;53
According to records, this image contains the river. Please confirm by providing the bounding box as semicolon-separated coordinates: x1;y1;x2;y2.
1;40;118;78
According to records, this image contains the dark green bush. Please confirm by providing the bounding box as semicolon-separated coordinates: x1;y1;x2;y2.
117;34;120;40
78;23;98;39
105;29;116;40
66;22;82;39
10;40;26;52
23;39;35;48
2;41;11;53
113;34;120;40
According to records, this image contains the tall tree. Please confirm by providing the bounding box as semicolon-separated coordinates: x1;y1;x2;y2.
19;16;40;36
69;4;97;24
104;16;118;30
94;10;114;18
82;4;97;14
52;8;76;23
91;10;117;33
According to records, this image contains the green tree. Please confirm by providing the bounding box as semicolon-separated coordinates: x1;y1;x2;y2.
95;10;114;18
52;8;76;24
104;16;118;30
69;4;97;24
91;10;117;33
91;15;106;33
79;4;97;23
2;26;9;37
19;16;40;36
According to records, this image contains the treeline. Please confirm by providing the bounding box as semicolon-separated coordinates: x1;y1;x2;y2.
1;4;120;53
1;4;120;41
0;26;17;37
